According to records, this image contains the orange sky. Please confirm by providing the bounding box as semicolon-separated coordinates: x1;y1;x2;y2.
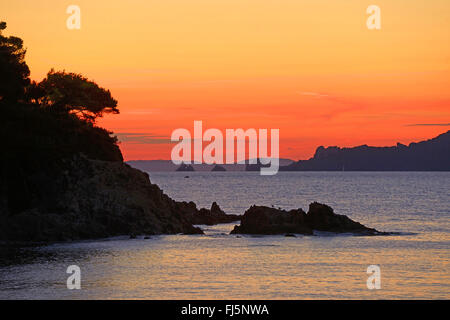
2;0;449;160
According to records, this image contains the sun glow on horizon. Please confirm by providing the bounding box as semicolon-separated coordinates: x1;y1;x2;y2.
1;0;449;160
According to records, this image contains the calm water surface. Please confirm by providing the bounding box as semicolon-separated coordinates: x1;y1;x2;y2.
0;172;449;299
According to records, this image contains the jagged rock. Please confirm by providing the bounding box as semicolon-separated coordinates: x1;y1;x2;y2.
176;164;194;171
305;202;378;233
211;165;226;172
230;206;313;235
0;155;205;243
211;202;222;214
185;202;240;225
230;202;383;235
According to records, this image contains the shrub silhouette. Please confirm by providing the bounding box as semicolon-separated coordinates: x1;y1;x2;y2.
0;21;30;102
0;20;122;163
0;21;124;214
38;69;119;123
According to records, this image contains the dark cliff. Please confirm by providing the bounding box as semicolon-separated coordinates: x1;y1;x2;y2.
0;155;207;242
281;131;450;171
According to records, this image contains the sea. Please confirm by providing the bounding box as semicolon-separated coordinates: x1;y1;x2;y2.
0;171;448;299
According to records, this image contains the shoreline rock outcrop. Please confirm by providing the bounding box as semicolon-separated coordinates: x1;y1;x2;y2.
0;155;386;243
230;202;384;236
183;202;240;225
0;155;209;243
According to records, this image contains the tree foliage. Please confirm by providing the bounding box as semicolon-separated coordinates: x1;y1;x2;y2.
0;21;123;165
38;70;119;122
0;21;124;216
0;21;30;102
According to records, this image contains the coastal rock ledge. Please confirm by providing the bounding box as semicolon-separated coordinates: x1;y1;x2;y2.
185;202;240;225
230;202;385;236
0;155;211;243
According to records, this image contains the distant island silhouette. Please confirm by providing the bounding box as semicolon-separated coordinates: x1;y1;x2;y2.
129;133;449;172
211;164;226;172
127;159;293;172
280;131;449;171
0;21;436;244
176;163;195;172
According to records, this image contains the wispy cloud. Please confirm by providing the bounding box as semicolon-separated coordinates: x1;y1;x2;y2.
295;91;367;120
115;133;173;144
297;91;329;98
122;111;158;115
405;123;450;127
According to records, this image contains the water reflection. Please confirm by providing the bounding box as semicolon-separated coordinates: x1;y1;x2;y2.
0;172;449;299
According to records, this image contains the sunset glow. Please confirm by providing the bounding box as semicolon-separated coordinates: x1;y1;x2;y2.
2;0;449;160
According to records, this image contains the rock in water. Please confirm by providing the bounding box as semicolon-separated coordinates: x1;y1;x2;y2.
305;202;379;234
230;202;383;236
211;165;226;172
183;201;241;225
230;206;313;235
176;164;194;171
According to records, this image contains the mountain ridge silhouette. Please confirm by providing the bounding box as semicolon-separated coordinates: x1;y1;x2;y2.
281;131;450;171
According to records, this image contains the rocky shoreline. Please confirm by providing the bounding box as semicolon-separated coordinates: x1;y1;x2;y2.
0;155;239;243
183;201;240;225
0;156;388;244
230;202;386;236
